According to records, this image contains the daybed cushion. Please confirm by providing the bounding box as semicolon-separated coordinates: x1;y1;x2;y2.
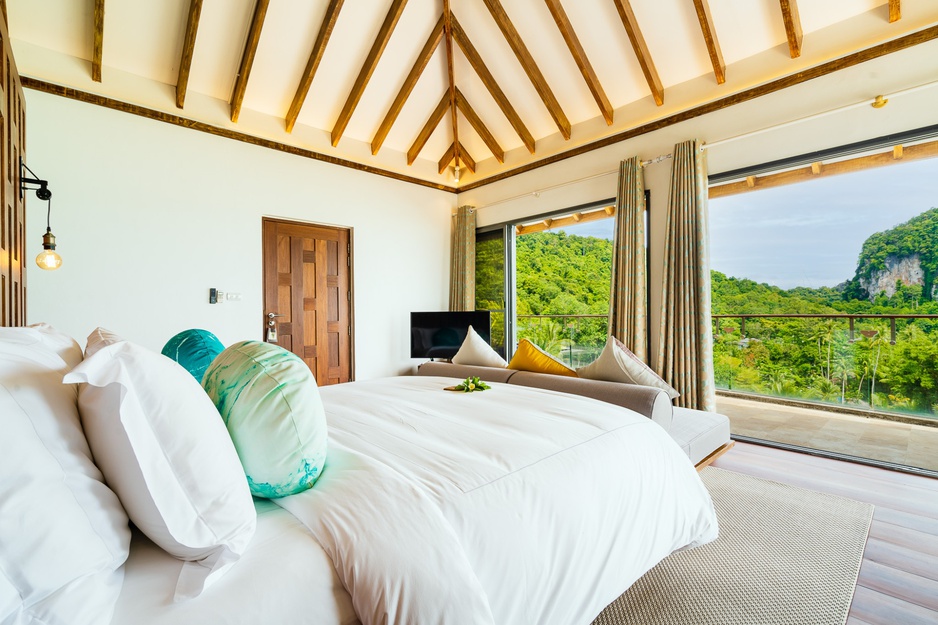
670;407;732;465
451;325;507;368
64;333;257;601
509;370;674;432
202;340;328;499
0;326;130;625
578;336;679;399
507;339;577;377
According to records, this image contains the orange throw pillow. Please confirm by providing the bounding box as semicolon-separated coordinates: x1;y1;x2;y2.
507;339;578;378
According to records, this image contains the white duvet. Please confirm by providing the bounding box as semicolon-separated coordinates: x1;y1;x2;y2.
277;376;718;625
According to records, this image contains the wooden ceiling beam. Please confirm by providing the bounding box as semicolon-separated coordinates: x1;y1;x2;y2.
779;0;803;59
286;0;344;133
544;0;613;125
230;0;270;123
444;0;460;169
438;142;476;174
408;92;450;165
691;0;725;85
451;15;535;153
455;87;504;163
889;0;901;23
371;12;442;154
482;0;570;139
612;0;664;106
92;0;105;82
331;0;409;147
175;0;203;109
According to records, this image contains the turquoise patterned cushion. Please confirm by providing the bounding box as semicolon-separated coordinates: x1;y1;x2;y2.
201;341;327;499
161;329;225;383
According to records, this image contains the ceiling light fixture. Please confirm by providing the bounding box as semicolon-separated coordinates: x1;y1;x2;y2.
453;164;460;184
20;159;61;271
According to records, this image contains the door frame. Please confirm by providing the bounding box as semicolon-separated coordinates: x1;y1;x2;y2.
261;216;355;382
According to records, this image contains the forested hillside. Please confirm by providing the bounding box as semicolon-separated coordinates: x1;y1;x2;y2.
510;220;938;417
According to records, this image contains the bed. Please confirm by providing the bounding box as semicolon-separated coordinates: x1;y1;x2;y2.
109;375;718;625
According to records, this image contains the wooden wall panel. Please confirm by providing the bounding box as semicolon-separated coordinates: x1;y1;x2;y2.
0;11;25;326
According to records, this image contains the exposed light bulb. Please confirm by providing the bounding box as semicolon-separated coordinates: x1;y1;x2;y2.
453;165;460;183
36;228;62;271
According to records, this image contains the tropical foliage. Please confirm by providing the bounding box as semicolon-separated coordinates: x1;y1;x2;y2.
476;209;938;418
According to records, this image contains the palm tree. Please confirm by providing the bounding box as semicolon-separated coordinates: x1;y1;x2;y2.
866;326;889;409
808;319;836;381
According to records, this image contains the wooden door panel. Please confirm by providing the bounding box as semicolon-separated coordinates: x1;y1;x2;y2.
263;218;352;385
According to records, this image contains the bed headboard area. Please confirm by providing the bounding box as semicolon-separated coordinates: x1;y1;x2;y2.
0;9;27;327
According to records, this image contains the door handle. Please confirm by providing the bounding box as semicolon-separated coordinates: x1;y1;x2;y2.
267;312;285;319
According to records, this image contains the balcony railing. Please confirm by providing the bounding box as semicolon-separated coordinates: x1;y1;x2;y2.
516;314;608;369
712;313;938;421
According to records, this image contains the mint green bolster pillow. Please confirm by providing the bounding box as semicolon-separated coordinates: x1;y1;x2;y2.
161;329;225;383
202;340;327;499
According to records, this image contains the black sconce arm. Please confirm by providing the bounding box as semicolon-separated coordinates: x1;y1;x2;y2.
20;158;52;200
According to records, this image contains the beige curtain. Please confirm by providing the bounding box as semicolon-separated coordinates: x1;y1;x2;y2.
656;140;716;411
609;156;648;362
449;205;476;311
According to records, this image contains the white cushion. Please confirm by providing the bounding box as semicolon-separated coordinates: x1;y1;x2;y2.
577;336;679;399
84;326;125;358
670;408;731;465
0;327;130;625
64;333;256;601
451;325;507;368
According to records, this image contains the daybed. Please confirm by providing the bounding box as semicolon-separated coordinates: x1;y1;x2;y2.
416;361;734;468
3;325;719;625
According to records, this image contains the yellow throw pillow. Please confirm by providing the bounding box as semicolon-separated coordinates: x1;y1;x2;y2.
508;339;578;378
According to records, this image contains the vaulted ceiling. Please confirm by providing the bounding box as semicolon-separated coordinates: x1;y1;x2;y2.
7;0;938;190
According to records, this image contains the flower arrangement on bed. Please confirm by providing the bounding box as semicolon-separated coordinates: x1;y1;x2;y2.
1;323;718;625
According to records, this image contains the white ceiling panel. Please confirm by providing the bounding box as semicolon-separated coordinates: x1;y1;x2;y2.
186;0;255;102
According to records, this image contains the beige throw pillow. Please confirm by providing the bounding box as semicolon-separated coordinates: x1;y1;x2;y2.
577;336;679;399
451;325;507;368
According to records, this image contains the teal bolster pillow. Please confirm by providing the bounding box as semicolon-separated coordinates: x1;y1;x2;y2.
202;340;327;499
162;329;225;383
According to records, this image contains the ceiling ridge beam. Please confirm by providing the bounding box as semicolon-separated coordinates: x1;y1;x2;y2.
481;0;571;139
444;2;460;168
439;142;476;174
331;0;409;147
612;0;664;106
92;0;105;82
779;0;803;59
543;0;613;125
451;15;535;153
285;0;345;133
230;0;270;123
889;0;901;23
691;0;725;85
455;87;504;163
175;0;204;109
371;12;443;154
408;92;450;165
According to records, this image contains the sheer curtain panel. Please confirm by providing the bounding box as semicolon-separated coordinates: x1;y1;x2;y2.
609;156;648;362
449;205;476;311
656;140;716;411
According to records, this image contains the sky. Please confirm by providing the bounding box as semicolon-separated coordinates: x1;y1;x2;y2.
551;157;938;291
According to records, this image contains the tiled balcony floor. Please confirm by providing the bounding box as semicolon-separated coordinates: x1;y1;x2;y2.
715;394;938;472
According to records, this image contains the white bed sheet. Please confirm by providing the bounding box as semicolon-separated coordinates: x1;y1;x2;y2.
283;376;718;625
110;499;359;625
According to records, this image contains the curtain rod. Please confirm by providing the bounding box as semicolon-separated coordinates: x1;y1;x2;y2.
473;79;938;212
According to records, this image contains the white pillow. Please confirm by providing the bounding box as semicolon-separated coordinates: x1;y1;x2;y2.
84;326;125;358
577;336;680;399
64;335;257;601
0;327;130;625
451;325;507;368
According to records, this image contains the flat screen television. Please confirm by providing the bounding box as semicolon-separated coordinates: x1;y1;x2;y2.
410;310;492;359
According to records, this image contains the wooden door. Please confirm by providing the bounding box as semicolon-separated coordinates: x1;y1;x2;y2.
262;218;352;385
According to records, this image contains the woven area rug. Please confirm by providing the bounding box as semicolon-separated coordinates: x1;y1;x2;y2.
593;467;873;625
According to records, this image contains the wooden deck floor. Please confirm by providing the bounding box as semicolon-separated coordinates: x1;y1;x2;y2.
716;395;938;472
712;441;938;625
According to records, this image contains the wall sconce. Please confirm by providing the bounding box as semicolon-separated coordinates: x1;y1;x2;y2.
20;159;61;271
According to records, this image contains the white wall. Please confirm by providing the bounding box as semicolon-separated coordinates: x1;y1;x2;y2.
458;39;938;363
24;91;455;379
